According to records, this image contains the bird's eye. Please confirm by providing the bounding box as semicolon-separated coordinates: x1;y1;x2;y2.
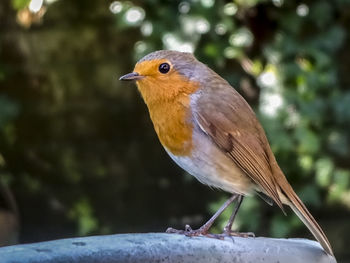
159;63;170;74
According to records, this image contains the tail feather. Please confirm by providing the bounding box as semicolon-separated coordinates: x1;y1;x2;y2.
280;179;334;256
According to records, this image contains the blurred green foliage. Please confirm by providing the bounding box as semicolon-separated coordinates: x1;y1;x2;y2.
1;0;350;260
11;0;30;10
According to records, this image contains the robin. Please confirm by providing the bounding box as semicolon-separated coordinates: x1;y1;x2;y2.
119;50;333;256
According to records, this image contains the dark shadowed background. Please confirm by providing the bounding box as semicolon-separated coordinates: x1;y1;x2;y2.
0;0;350;261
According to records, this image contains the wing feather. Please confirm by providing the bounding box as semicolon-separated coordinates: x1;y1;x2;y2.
192;80;332;254
193;86;284;209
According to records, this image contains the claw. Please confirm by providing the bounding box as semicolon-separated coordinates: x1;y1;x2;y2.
184;224;193;232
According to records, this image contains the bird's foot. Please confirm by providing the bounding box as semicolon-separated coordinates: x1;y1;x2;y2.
166;224;205;236
166;224;220;238
222;229;255;238
166;225;228;240
166;225;254;239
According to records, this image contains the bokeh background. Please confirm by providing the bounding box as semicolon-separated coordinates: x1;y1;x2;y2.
1;0;350;261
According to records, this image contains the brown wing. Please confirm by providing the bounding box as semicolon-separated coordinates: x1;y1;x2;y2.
193;79;333;255
193;85;284;209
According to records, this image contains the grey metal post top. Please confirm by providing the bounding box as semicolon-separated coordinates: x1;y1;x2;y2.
0;233;337;263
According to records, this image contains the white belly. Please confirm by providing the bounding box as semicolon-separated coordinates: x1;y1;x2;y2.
165;127;253;195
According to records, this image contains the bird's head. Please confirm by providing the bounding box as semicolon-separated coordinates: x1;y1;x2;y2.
119;50;208;105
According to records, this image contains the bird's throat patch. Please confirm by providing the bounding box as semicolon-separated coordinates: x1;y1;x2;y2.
148;95;194;156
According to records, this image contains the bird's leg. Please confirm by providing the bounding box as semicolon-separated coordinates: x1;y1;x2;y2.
223;195;243;233
166;194;239;237
222;195;255;237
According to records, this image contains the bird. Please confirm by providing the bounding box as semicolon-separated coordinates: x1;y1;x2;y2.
119;50;333;256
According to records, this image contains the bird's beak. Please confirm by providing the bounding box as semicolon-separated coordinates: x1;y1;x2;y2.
119;72;144;81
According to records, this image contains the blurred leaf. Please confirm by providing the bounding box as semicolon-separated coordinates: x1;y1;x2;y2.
333;92;350;123
0;154;5;167
270;214;291;237
333;169;350;192
11;0;31;10
298;184;321;207
203;43;219;58
270;213;301;237
0;96;19;130
298;155;313;172
234;0;265;8
69;199;98;236
327;131;349;157
309;1;332;28
234;197;261;232
22;174;42;193
315;158;334;188
295;127;320;154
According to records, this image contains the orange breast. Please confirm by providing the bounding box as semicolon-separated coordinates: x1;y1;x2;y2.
134;61;201;156
148;94;194;156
